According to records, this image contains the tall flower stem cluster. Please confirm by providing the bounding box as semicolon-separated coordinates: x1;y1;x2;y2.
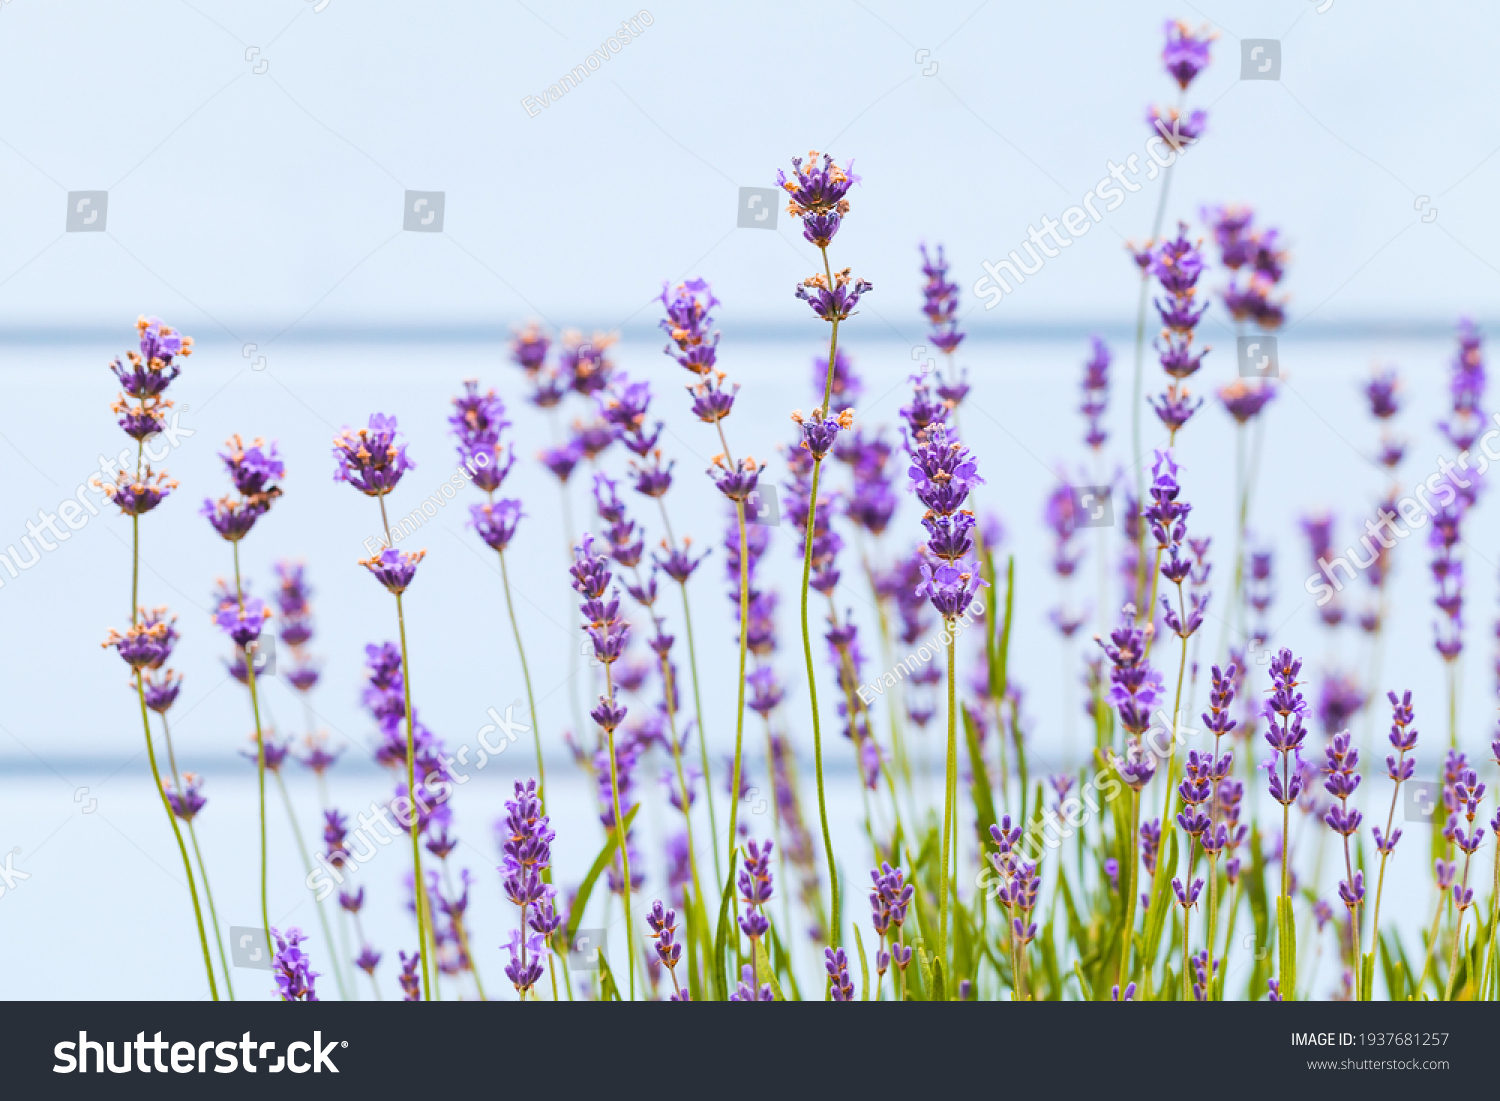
570;533;637;998
1368;691;1417;994
332;413;431;1000
660;277;764;954
778;151;869;961
204;434;283;950
101;317;217;999
909;423;986;985
1129;21;1212;559
1322;732;1364;998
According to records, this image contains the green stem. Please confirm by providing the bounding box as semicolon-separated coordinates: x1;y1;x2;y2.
939;627;958;987
374;493;431;1002
136;672;217;998
498;547;546;806
672;562;722;885
603;661;635;1000
231;541;271;950
1119;788;1140;991
1205;853;1218;1000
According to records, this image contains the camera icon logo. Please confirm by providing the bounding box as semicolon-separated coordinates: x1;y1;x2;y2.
230;926;274;970
1069;485;1114;529
745;485;780;527
404;191;445;233
67;191;108;233
1241;40;1281;81
569;927;606;971
737;187;780;230
1404;780;1441;823
1237;335;1279;379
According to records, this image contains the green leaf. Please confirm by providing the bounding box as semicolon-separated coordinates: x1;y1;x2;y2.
1276;895;1298;1001
711;854;736;1001
1072;959;1094;1002
565;805;641;953
1245;823;1272;1000
916;946;934;1001
852;924;870;1001
962;706;998;855
1360;951;1376;1003
766;924;801;1001
931;957;947;1003
991;555;1015;701
597;950;622;1001
753;942;785;1001
1141;827;1178;994
684;896;703;1002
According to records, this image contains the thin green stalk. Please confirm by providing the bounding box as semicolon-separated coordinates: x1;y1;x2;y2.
378;496;430;1001
676;578;721;885
161;712;235;1000
1445;853;1475;1001
273;770;348;1000
939;628;957;985
1131;163;1175;607
603;661;635;1000
1118;788;1140;990
1159;585;1190;832
725;502;751;932
800;288;844;967
186;821;234;999
231;541;271;948
136;672;217;998
1478;841;1500;1000
657;499;722;885
497;547;546;805
1205;853;1219;1000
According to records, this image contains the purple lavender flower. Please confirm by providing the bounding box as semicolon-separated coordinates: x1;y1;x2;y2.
213;597;271;648
792;407;854;461
777;151;859;220
102;606;178;669
469;499;523;552
102;467;177;515
796;268;873;322
163;772;207;821
1150;226;1210;437
498;779;557;997
1162;20;1215;89
398;950;421;1000
143;668;182;712
271;927;319;1001
1217;379;1276;424
1079;337;1111;451
449;380;515;492
824;947;855;1001
359;547;425;595
730;962;774;1002
659;279;720;377
737;839;774;940
332;414;413;496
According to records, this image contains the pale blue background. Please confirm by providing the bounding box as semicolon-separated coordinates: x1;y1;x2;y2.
1;0;1495;998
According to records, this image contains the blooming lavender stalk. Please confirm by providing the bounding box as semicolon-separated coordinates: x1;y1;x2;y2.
1147;227;1209;444
332;413;431;1000
161;770;234;999
909;421;987;984
500;779;559;1000
1443;765;1486;999
102;316;218;999
1264;648;1309;999
1098;606;1161;987
1322;732;1365;998
571;534;637;998
1368;691;1417;994
779;151;868;961
870;862;914;1000
1129;23;1213;586
737;839;774;992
